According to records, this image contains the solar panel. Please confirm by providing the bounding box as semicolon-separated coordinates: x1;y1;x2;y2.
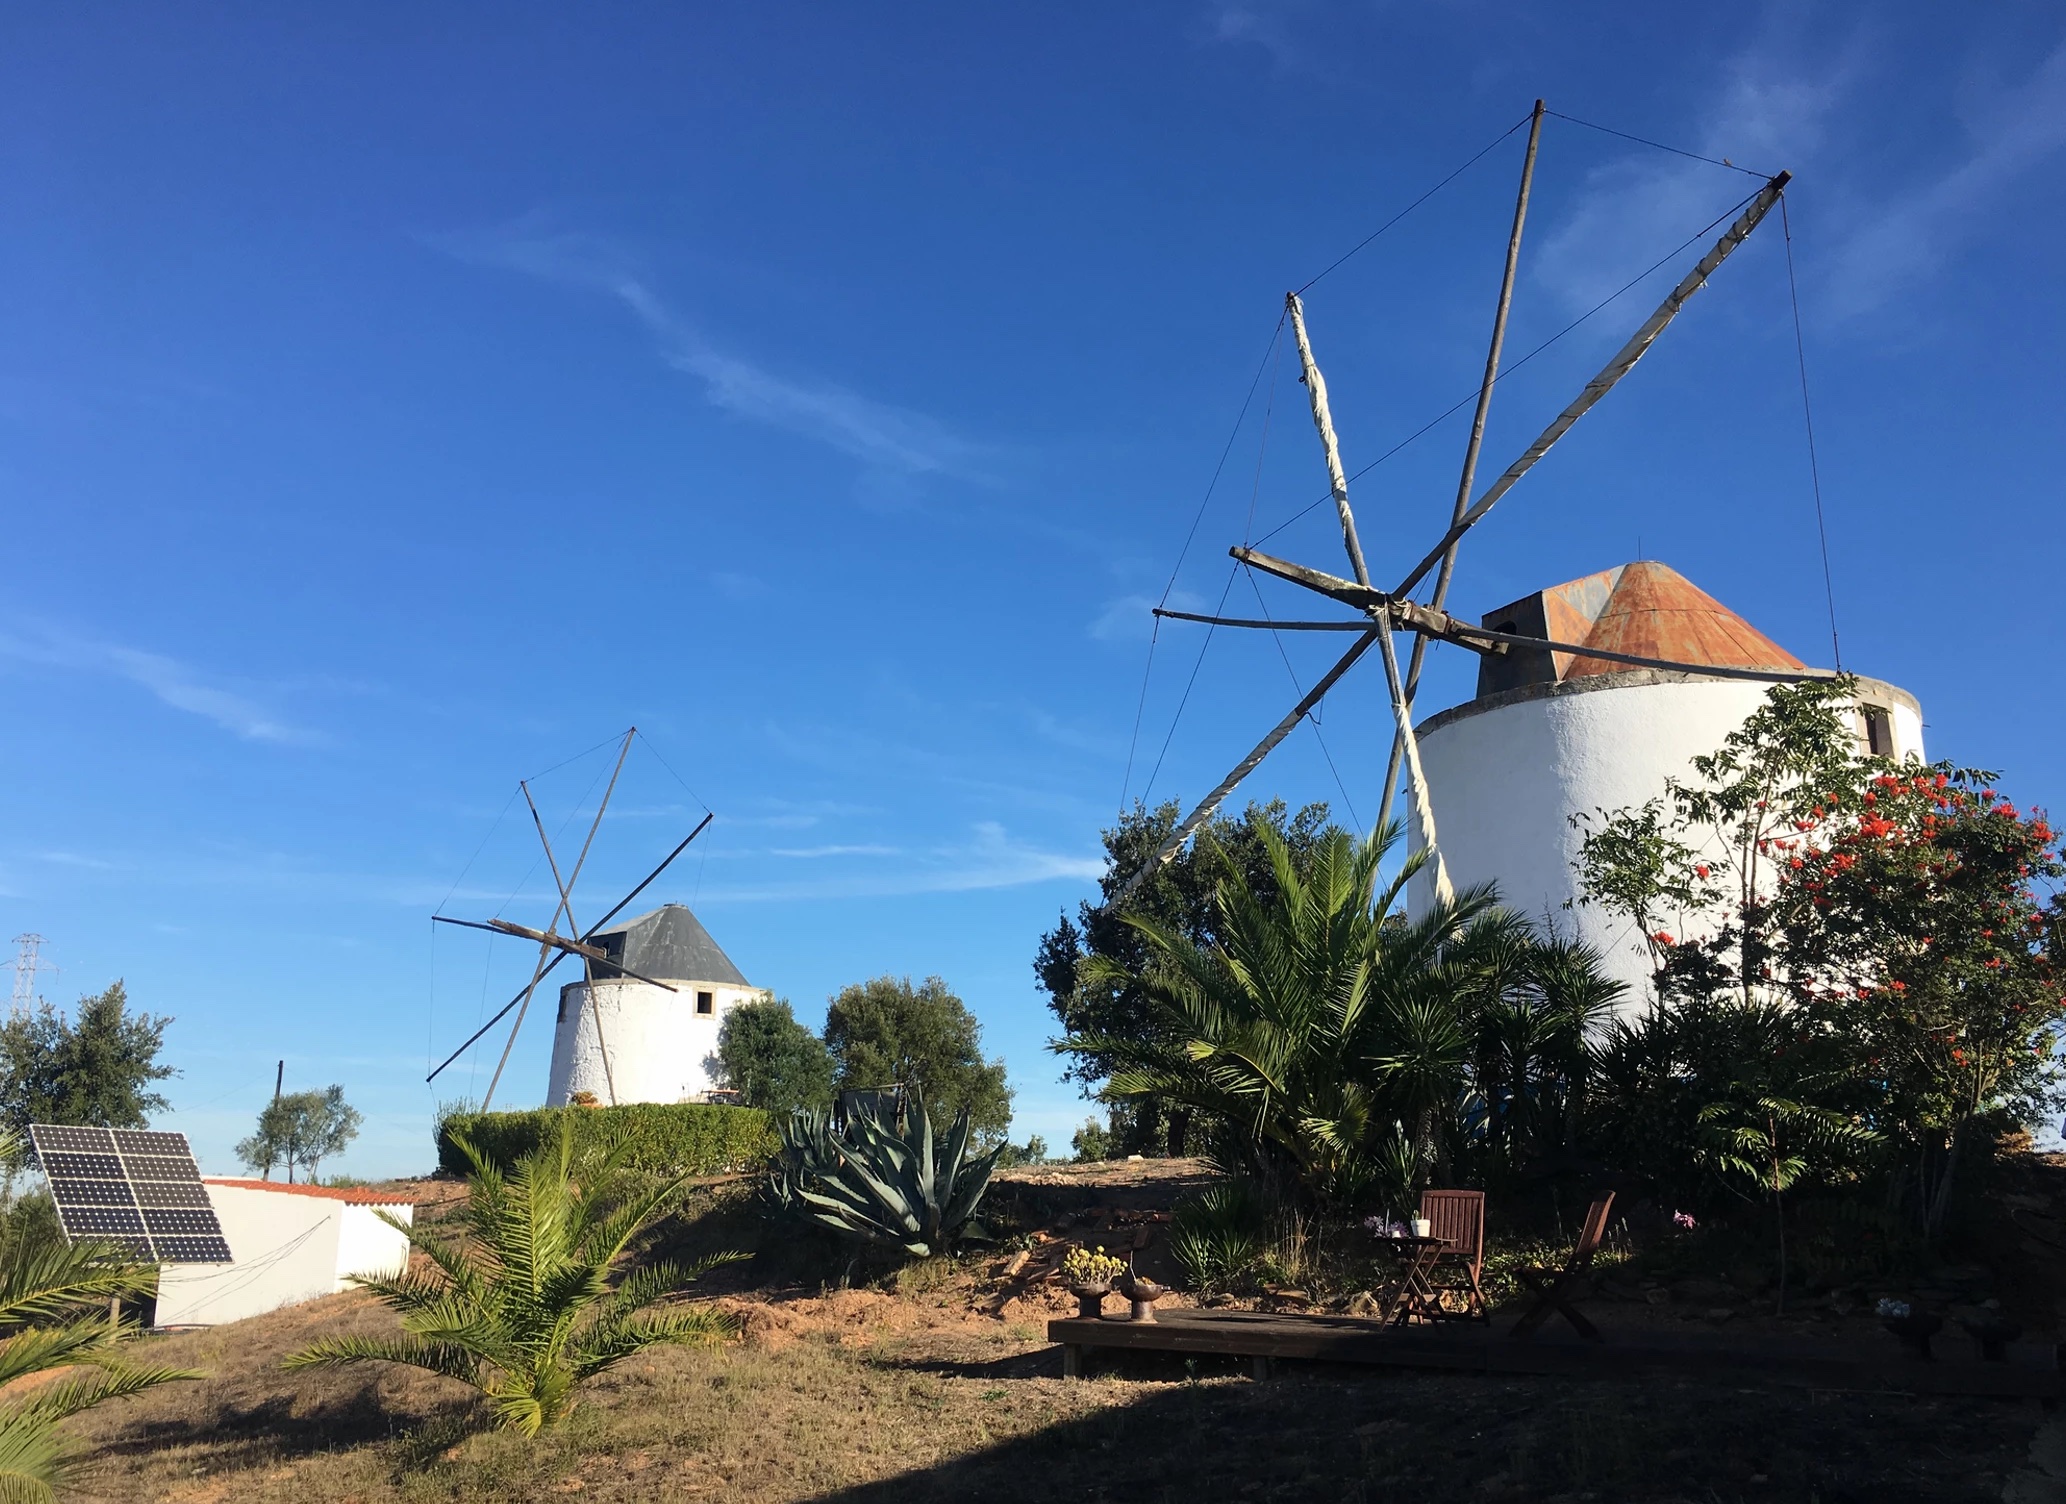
31;1124;232;1265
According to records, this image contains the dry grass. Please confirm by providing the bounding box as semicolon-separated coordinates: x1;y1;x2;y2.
48;1154;2066;1501
58;1282;2038;1503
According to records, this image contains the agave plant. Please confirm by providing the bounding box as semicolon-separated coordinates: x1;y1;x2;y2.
285;1116;739;1435
769;1091;1001;1256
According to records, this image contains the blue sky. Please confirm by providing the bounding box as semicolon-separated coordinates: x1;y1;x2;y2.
3;5;2062;1177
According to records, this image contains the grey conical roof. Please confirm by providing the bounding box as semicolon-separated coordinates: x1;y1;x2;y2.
588;903;749;986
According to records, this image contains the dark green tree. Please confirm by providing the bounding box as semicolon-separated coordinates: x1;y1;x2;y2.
1036;798;1339;1154
715;996;835;1115
0;983;174;1133
823;976;1012;1143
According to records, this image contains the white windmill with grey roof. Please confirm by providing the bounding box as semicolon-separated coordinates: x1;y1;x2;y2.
427;728;758;1109
545;903;762;1107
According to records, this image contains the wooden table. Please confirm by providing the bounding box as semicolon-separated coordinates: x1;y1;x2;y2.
1372;1234;1450;1324
1047;1308;2066;1397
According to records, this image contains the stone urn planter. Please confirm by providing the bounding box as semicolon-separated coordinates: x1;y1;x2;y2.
1879;1307;1943;1360
1118;1274;1168;1324
1067;1282;1112;1319
1955;1313;2022;1362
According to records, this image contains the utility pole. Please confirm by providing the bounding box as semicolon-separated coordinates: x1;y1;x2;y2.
274;1060;284;1102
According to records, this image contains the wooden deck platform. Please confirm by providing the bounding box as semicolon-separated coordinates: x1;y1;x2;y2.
1048;1309;2066;1399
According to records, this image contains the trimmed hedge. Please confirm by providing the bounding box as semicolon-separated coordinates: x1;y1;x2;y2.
436;1102;776;1179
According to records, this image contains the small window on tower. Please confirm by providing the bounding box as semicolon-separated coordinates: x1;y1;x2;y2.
1861;705;1894;758
696;990;714;1016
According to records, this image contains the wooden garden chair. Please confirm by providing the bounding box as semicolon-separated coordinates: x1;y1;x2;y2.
1418;1188;1487;1321
1508;1191;1615;1342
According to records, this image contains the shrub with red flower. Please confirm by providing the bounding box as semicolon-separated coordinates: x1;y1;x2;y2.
1575;676;2065;1242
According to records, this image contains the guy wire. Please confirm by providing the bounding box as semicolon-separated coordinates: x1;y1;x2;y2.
1781;194;1842;671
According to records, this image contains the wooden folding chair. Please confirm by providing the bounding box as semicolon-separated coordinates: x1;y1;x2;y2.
1419;1188;1487;1321
1509;1191;1615;1342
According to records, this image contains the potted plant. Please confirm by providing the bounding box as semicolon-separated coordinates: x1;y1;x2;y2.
1117;1257;1170;1324
1062;1245;1127;1318
1877;1298;1943;1360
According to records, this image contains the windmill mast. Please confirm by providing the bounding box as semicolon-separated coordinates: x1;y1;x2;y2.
1381;98;1545;821
1107;103;1792;911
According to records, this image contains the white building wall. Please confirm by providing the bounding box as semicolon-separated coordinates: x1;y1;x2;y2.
154;1185;341;1327
546;978;764;1107
1408;672;1922;1011
335;1203;413;1284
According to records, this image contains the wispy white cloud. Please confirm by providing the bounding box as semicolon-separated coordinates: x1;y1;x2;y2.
1199;0;1315;74
1535;38;2066;327
1820;40;2066;319
699;822;1100;902
768;844;901;860
710;570;769;601
431;222;989;482
34;851;117;871
1534;60;1839;316
0;627;313;744
1090;586;1204;643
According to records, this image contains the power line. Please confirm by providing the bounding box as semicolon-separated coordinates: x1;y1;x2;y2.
1297;110;1535;295
1254;187;1761;549
1545;108;1770;179
1119;318;1285;812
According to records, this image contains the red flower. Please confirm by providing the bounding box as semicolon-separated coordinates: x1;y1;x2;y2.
1653;931;1676;946
1695;864;1710;879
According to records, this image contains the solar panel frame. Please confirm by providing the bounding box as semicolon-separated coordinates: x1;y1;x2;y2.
31;1124;232;1265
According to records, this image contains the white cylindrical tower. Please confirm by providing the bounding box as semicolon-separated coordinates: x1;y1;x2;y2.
1408;562;1922;1010
545;903;763;1106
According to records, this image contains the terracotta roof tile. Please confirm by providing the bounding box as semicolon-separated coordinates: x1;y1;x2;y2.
203;1178;415;1206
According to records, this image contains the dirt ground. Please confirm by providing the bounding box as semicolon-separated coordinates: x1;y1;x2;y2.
54;1155;2066;1502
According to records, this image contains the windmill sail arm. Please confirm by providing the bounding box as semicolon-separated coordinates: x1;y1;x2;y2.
423;811;716;1084
1230;547;1391;610
424;951;572;1083
1154;605;1816;683
1286;293;1373;587
1392;172;1790;600
1106;630;1380;909
483;917;613;963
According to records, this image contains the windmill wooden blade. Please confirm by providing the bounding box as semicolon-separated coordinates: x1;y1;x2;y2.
423;812;715;1085
1156;606;1821;683
1287;292;1374;588
1108;629;1380;908
1231;546;1388;611
1374;619;1452;904
1287;298;1450;898
1387;101;1544;818
508;733;637;1109
1392;173;1790;602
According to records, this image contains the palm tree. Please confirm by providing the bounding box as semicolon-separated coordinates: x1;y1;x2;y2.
1086;821;1499;1207
285;1118;739;1435
1087;821;1625;1212
0;1132;199;1501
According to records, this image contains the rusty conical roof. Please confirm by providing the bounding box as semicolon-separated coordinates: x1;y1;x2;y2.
1561;561;1803;680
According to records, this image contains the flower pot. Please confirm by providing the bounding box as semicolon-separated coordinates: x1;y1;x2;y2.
1067;1282;1111;1319
1955;1314;2022;1362
1119;1276;1168;1323
1881;1311;1943;1360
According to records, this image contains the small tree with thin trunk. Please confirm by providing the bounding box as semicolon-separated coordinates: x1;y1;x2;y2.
236;1086;362;1183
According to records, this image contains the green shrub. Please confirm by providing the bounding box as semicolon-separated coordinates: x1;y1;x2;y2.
1171;1179;1269;1294
436;1102;774;1179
